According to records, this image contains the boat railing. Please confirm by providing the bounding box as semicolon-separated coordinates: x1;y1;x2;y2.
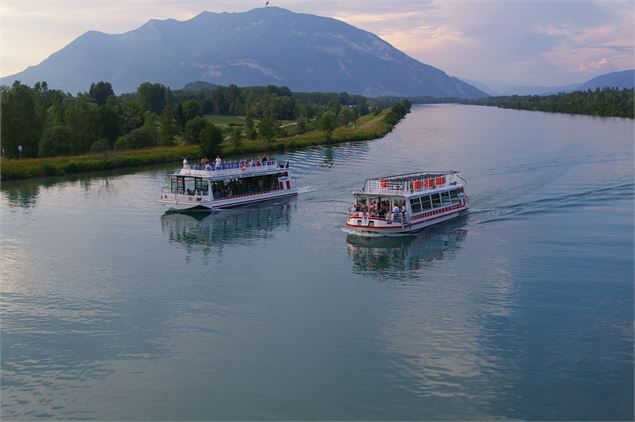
162;186;210;196
362;171;462;194
348;209;409;224
178;160;285;177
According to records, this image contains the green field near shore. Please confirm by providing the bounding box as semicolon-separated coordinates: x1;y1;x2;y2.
1;110;393;181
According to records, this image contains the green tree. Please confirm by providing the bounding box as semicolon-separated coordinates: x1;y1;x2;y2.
90;138;111;153
174;102;186;129
119;101;144;134
296;117;308;134
257;115;277;143
114;125;157;150
159;106;177;146
64;97;100;153
230;126;243;151
318;110;336;140
337;107;355;126
245;109;254;132
0;81;42;158
88;81;114;106
137;82;166;114
39;125;71;157
184;116;207;144
199;123;223;158
182;100;203;121
142;111;159;145
99;105;120;142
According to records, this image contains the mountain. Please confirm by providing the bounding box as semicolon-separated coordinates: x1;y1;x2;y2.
182;81;220;91
459;78;500;96
577;69;634;91
502;83;581;96
499;69;634;96
0;7;487;99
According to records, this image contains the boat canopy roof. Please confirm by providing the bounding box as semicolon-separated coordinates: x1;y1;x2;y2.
356;170;464;196
173;159;289;181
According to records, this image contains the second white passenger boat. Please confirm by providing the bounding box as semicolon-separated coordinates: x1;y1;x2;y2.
159;158;297;210
345;171;468;235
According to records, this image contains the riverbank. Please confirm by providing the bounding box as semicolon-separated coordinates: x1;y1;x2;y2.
1;110;395;181
472;88;634;118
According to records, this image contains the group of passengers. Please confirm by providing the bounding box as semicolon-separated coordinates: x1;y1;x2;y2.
354;199;407;223
186;155;279;171
184;155;292;171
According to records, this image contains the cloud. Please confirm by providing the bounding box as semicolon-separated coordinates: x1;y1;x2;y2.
0;0;633;88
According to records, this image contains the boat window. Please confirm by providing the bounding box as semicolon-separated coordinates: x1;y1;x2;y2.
421;195;432;210
431;193;442;208
410;197;422;213
442;191;451;206
449;189;460;204
171;178;178;193
177;177;185;194
212;174;280;198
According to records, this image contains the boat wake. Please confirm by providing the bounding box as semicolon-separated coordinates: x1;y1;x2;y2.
470;182;633;224
339;226;420;238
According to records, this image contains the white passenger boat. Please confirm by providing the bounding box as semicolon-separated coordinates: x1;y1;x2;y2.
345;171;468;235
159;158;297;210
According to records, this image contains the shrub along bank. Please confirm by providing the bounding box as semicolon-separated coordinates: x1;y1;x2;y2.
1;107;404;181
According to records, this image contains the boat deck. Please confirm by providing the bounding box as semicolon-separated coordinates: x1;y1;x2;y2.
359;170;465;195
176;160;288;180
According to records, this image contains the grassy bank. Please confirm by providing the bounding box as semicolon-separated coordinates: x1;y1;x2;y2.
1;110;394;181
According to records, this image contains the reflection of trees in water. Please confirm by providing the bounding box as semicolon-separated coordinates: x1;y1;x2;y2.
1;174;119;209
160;200;295;258
346;227;467;280
1;181;41;208
285;141;370;175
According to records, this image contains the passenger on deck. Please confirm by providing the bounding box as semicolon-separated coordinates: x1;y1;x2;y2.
392;204;401;223
215;155;222;169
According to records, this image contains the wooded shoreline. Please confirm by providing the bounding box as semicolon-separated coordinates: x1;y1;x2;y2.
1;109;398;181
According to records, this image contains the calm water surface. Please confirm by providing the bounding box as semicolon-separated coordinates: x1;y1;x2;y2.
1;104;633;420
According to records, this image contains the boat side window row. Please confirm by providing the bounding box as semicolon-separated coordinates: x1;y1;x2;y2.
410;189;463;213
212;174;282;199
170;177;209;196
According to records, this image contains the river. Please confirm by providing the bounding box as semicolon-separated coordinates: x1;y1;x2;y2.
1;104;633;420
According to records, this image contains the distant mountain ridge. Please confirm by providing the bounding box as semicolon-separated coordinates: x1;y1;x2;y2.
0;7;487;99
576;70;634;91
499;69;634;96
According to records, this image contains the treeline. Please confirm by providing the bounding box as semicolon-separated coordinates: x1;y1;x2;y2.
0;81;396;159
473;88;634;118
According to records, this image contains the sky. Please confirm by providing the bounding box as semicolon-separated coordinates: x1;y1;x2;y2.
1;0;633;91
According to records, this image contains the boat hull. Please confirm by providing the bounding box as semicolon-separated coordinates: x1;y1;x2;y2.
346;206;468;235
160;189;297;210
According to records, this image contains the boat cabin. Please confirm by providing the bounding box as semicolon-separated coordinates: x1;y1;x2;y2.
346;170;468;234
159;158;296;210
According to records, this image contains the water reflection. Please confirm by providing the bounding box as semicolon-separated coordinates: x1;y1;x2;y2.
1;179;42;209
160;200;296;258
1;174;122;209
346;225;467;280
